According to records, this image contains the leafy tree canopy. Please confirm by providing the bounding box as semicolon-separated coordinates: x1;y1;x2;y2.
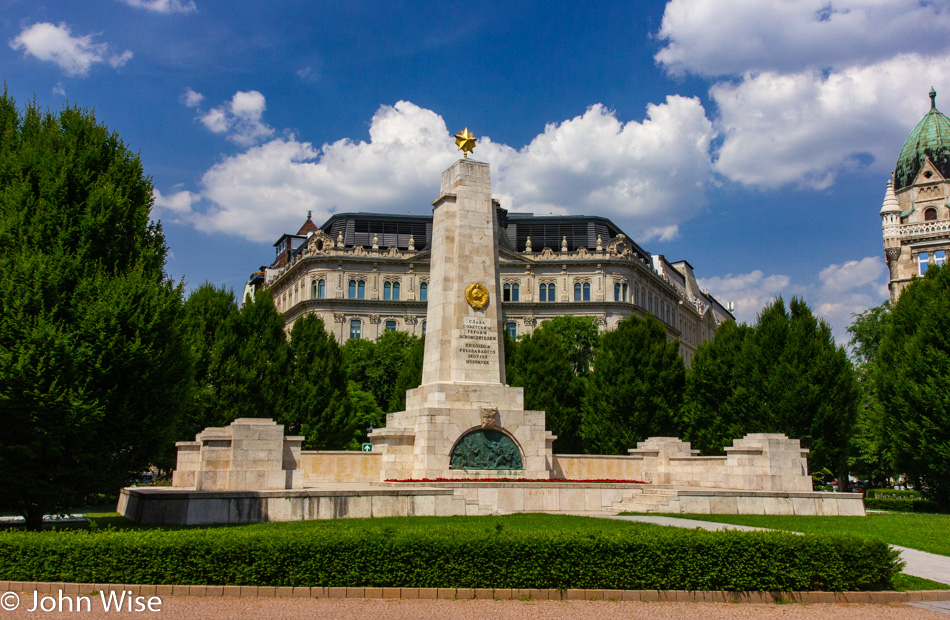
0;92;192;530
875;265;950;506
580;315;684;454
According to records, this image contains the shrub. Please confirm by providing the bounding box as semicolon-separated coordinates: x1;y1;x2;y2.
0;522;899;591
864;498;943;513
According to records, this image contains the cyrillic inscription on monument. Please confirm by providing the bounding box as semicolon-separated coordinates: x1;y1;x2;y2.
460;317;497;366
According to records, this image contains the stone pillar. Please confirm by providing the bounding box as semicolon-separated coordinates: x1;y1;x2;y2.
422;159;505;386
370;159;555;480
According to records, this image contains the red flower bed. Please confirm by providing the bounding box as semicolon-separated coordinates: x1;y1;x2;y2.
385;477;648;484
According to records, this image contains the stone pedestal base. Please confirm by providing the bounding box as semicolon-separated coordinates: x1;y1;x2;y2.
369;382;555;481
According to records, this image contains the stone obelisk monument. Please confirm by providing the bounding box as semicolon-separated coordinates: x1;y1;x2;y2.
370;130;554;480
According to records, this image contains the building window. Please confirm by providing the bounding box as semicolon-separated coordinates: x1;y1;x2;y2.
574;282;582;301
925;208;938;221
392;281;400;300
919;251;930;275
421;320;426;335
506;322;517;340
420;281;427;302
318;279;326;298
936;250;947;267
583;282;591;301
385;320;397;332
349;320;361;340
311;280;317;299
384;281;392;300
539;283;555;302
504;283;512;301
349;279;366;299
511;283;519;301
614;282;621;302
622;283;627;302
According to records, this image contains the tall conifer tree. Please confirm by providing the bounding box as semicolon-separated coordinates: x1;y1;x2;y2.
0;93;192;529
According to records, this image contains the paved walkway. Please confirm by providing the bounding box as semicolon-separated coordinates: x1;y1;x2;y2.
609;516;950;586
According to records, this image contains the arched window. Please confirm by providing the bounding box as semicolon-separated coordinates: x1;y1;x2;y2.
511;283;519;301
357;281;365;299
539;283;547;302
348;280;356;298
318;279;326;299
583;282;591;301
574;282;581;301
622;283;628;302
504;283;512;301
383;281;392;300
349;320;361;340
614;282;621;302
385;320;397;332
925;208;938;221
420;281;427;302
547;283;555;301
311;280;317;299
392;281;400;300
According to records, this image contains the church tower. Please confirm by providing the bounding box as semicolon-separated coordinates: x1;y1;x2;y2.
882;88;950;302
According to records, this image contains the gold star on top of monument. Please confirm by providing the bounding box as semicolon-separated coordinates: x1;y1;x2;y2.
454;127;477;157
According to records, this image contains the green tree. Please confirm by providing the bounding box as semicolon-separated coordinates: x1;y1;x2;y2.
286;314;353;449
343;330;421;413
682;297;859;482
0;94;192;530
875;265;950;507
847;302;894;485
387;335;425;412
208;287;290;423
507;316;598;453
680;320;761;455
580;315;685;454
180;283;238;438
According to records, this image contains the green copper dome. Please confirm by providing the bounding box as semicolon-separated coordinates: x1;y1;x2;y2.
894;88;950;191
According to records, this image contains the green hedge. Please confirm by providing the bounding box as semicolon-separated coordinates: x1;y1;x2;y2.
0;525;899;591
864;497;943;513
865;489;921;500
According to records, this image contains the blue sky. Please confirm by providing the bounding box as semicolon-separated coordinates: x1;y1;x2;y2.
4;0;950;343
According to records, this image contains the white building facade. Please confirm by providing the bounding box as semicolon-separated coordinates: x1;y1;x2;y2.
251;209;733;367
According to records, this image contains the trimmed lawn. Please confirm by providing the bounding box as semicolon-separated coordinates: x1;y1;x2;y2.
665;512;950;557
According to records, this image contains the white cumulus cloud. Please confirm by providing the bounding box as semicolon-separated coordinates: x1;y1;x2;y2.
9;22;132;77
712;54;950;189
654;0;950;190
119;0;197;14
699;256;889;343
161;99;717;244
698;270;793;325
193;90;274;146
180;87;204;108
656;0;950;78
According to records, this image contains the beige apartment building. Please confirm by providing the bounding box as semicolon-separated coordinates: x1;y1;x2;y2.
247;206;733;366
